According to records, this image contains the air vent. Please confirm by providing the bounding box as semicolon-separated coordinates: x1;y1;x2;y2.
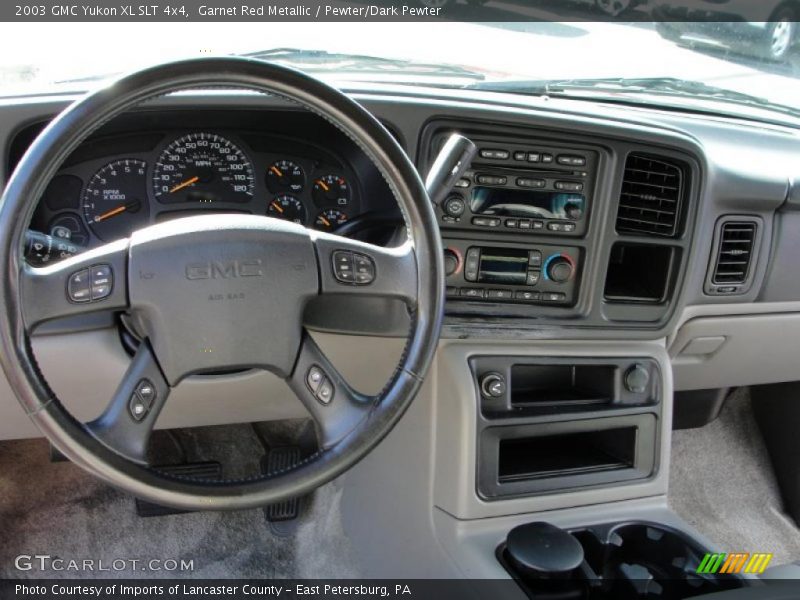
711;221;757;286
616;154;684;237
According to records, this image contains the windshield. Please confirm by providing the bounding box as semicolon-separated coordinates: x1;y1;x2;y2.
2;16;800;124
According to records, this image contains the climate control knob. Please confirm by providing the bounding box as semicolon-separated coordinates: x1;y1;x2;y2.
442;194;466;218
545;255;575;284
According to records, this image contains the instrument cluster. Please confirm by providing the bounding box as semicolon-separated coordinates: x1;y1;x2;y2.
34;130;362;251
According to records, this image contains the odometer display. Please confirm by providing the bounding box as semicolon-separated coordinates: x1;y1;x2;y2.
153;133;254;205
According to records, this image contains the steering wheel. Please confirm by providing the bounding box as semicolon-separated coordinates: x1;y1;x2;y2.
0;58;444;511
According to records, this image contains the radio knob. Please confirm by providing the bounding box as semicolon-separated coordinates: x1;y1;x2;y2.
443;249;460;276
546;255;575;284
442;195;466;218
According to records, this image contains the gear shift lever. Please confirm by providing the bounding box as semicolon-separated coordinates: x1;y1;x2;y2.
424;133;476;206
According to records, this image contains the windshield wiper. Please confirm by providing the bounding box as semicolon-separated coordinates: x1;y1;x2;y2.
467;76;800;120
242;47;487;80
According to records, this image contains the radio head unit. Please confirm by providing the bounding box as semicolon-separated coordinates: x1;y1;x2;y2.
435;139;599;237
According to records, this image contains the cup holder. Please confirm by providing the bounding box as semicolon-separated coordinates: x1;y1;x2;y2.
499;521;745;599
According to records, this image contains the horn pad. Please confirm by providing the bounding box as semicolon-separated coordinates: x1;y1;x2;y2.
127;214;319;384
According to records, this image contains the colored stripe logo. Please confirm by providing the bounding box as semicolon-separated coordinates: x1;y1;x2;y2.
697;552;773;575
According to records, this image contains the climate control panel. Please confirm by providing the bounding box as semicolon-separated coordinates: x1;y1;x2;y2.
443;240;580;306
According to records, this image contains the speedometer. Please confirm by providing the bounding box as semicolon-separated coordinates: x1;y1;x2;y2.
152;133;255;205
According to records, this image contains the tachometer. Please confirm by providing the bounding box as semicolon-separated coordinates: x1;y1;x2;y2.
268;195;307;224
152;133;254;204
82;159;149;242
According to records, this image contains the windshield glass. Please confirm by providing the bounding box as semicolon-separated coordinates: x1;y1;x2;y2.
2;16;800;124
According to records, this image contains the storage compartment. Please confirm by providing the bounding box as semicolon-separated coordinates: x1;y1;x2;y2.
478;414;657;499
498;521;745;599
511;364;616;407
604;243;675;303
498;427;636;483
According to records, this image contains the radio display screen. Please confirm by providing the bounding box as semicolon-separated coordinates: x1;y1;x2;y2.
478;247;529;285
470;187;585;220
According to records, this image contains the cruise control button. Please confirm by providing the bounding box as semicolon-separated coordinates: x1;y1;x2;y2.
306;366;325;393
129;393;149;422
316;378;334;405
68;269;91;303
135;379;156;405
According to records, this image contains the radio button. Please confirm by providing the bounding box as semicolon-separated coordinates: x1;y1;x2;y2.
563;223;576;232
443;195;466;217
514;290;540;302
476;175;507;185
516;177;545;189
513;151;527;161
518;219;532;230
461;288;485;299
505;219;519;228
532;220;545;230
555;181;584;192
541;153;554;164
454;177;471;188
472;217;501;227
480;149;509;160
548;222;565;232
487;289;513;300
557;155;586;167
526;153;541;163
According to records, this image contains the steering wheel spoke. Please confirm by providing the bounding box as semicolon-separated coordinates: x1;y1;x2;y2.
21;239;129;330
312;232;417;307
86;342;169;465
288;331;373;449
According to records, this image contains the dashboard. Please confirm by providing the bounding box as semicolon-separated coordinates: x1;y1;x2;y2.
18;110;398;257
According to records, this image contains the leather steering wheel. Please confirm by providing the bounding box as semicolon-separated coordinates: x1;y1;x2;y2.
0;58;444;510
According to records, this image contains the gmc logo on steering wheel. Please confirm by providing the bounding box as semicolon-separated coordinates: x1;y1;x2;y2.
185;259;264;280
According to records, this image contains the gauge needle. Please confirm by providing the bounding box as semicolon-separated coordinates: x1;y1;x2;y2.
94;205;128;222
319;215;331;227
169;175;199;193
316;179;330;192
270;166;283;177
270;201;284;214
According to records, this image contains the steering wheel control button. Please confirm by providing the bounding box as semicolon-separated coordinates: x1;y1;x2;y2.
129;394;148;421
332;251;355;283
316;378;334;405
306;366;325;393
67;269;91;303
353;253;375;284
136;379;156;403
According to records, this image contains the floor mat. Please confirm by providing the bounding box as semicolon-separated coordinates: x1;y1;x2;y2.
669;387;800;565
0;423;360;579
